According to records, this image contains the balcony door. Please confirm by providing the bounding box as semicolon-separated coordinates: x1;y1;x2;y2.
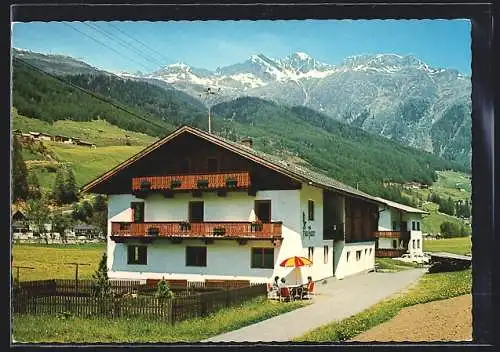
189;201;204;223
255;200;271;223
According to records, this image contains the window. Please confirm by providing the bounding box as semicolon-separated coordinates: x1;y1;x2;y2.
131;202;144;223
323;245;329;264
255;200;271;222
308;247;314;261
417;239;420;248
416;222;420;231
346;251;350;262
186;246;207;267
364;248;368;256
392;221;397;230
392;240;398;249
308;200;315;221
189;201;204;223
207;158;218;172
127;245;147;265
180;158;191;173
356;250;361;261
412;221;416;231
369;248;373;256
251;248;274;269
412;239;416;249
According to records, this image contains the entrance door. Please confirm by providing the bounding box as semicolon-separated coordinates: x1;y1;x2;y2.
189;201;204;223
254;200;271;222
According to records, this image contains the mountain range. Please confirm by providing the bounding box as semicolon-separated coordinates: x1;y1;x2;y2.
12;48;472;169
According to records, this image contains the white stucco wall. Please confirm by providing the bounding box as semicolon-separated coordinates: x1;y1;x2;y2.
333;241;375;279
378;208;400;231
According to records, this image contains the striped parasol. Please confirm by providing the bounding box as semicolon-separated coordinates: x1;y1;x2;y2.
279;256;313;284
279;256;313;267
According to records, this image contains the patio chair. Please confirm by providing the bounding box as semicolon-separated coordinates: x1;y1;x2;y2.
279;287;293;302
302;281;315;300
267;283;278;300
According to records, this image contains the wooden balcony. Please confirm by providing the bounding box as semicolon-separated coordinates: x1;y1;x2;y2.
375;248;408;258
110;221;282;241
132;172;251;193
374;230;410;241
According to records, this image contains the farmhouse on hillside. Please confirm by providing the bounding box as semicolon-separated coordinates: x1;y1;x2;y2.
373;198;428;258
82;125;426;284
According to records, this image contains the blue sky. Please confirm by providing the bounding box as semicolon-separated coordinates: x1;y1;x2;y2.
12;20;471;75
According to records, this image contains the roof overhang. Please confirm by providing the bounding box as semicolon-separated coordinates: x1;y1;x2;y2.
82;125;385;205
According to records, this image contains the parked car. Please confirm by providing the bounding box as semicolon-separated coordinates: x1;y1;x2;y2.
392;254;414;263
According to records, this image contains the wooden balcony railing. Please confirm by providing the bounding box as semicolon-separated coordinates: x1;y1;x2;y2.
111;221;282;239
375;248;408;258
132;172;251;192
374;230;411;240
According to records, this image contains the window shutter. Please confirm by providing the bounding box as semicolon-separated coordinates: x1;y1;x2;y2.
138;246;147;265
127;246;135;264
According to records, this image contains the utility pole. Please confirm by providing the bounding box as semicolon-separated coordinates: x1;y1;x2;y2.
199;87;221;134
65;262;90;296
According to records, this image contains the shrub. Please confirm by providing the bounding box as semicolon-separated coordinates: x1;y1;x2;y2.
155;279;174;300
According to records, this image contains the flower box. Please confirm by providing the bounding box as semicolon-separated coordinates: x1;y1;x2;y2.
180;222;191;231
250;222;263;232
213;227;226;236
148;227;160;236
197;179;209;189
140;180;152;190
225;177;238;188
170;179;181;189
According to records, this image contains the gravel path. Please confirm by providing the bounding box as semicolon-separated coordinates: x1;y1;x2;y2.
349;294;472;342
202;268;426;342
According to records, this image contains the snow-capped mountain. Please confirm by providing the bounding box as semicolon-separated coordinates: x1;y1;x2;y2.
12;48;471;168
135;51;470;167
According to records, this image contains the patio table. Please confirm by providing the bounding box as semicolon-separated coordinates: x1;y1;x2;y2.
287;284;306;300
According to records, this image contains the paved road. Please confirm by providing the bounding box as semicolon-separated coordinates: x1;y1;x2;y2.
202;268;426;343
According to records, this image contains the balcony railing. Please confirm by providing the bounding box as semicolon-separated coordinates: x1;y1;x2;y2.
132;172;251;192
111;221;282;239
374;230;410;241
375;248;408;258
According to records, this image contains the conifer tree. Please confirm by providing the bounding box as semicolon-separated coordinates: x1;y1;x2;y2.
63;167;78;203
92;252;111;299
12;136;29;201
52;167;66;205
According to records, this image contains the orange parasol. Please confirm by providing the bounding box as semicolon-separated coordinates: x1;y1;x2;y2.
279;256;313;284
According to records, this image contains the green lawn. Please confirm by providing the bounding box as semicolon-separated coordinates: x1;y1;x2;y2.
12;294;307;343
423;237;471;255
294;269;472;342
11;243;106;281
375;258;420;272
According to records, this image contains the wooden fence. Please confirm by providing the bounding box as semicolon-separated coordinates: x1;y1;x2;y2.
12;283;267;324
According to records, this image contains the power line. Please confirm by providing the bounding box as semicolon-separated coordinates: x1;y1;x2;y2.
63;22;155;74
14;57;169;132
83;22;163;72
107;22;176;66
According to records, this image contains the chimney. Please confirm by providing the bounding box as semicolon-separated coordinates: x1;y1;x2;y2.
240;137;253;148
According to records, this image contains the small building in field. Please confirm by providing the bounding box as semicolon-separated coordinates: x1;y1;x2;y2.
82;125;387;284
373;198;428;258
73;224;101;239
12;210;29;233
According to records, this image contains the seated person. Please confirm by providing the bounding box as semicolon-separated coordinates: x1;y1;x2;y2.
272;276;280;291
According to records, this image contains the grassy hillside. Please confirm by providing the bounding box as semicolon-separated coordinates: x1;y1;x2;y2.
27;142;146;191
12;109;158;147
211;97;466;199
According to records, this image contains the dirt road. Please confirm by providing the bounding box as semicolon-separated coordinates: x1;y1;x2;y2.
350;294;472;342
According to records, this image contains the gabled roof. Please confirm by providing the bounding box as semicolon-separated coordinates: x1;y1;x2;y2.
82;125;384;204
375;197;429;214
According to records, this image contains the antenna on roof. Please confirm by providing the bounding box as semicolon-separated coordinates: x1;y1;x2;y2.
199;87;221;134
